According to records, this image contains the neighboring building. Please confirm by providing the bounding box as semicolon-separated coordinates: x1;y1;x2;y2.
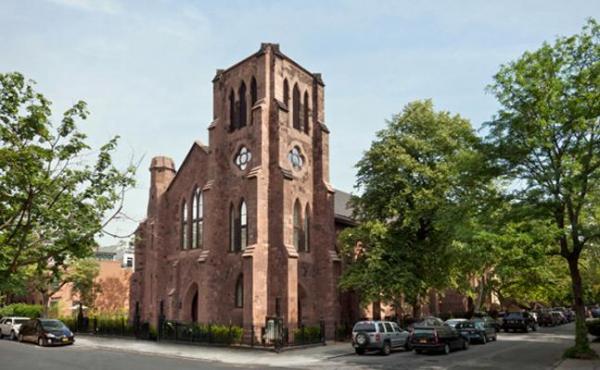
96;241;135;269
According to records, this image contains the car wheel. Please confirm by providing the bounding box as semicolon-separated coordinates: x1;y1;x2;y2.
18;334;24;342
380;341;391;356
10;331;16;341
443;343;451;355
523;325;528;333
38;337;46;347
415;349;423;354
355;348;365;355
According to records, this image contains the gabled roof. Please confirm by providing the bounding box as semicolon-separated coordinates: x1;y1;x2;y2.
334;189;356;225
165;140;209;193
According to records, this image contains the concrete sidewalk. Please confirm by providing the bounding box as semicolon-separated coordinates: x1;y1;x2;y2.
75;336;359;368
554;341;600;370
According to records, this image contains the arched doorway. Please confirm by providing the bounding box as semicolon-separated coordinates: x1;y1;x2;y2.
184;283;199;323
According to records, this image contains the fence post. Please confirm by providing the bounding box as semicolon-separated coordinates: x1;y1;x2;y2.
93;317;97;334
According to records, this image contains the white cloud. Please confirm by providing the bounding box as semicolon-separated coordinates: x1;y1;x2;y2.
45;0;122;14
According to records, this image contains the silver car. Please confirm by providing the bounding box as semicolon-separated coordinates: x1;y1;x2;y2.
0;317;30;341
352;320;411;355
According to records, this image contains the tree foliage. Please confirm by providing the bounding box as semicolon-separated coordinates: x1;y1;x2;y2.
484;18;600;358
0;72;135;296
339;100;484;315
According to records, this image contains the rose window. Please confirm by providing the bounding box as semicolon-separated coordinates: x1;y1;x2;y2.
288;146;304;170
234;146;252;170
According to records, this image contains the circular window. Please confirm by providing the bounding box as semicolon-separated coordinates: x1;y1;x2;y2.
235;146;252;170
288;146;304;170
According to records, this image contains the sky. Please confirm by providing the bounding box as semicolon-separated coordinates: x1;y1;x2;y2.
1;0;598;244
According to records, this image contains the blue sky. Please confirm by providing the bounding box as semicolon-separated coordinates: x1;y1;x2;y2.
1;0;598;243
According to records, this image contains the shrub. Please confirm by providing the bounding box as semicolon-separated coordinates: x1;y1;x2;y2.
0;303;43;318
586;319;600;337
293;326;321;344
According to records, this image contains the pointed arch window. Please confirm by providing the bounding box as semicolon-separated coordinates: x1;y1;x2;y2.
240;200;247;251
181;200;189;250
229;203;236;252
239;82;247;128
293;200;303;251
303;91;310;134
304;204;310;252
229;89;236;131
250;77;257;125
283;79;290;108
235;275;243;308
292;83;300;130
192;188;203;249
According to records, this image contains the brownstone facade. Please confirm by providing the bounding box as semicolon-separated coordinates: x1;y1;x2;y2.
130;44;346;342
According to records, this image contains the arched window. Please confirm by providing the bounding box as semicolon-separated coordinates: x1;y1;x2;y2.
240;200;247;251
250;77;257;106
283;79;289;108
192;188;203;249
293;200;302;250
181;201;189;250
303;91;310;134
229;203;236;252
238;81;247;128
235;275;243;308
292;83;300;130
304;204;310;252
229;89;236;131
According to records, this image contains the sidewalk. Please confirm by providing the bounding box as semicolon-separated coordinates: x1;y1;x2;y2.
75;335;358;368
554;341;600;370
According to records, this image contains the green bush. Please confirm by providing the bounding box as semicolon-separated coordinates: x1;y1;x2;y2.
0;303;43;318
586;319;600;337
293;326;321;344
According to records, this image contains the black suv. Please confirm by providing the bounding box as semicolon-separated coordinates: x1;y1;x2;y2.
502;312;537;333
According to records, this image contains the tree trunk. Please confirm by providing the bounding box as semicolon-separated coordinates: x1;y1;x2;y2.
567;255;592;355
41;292;49;318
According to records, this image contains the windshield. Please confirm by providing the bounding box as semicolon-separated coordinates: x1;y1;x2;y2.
41;320;67;330
353;323;376;332
506;312;524;319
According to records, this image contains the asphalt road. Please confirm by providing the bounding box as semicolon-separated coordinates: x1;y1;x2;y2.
0;337;296;370
0;323;577;370
328;322;576;370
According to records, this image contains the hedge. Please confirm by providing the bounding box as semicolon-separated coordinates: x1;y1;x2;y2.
586;319;600;337
0;303;43;319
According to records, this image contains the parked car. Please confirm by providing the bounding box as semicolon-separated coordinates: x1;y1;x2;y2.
414;317;445;327
0;317;30;341
591;307;600;318
502;312;537;333
18;318;74;346
444;318;468;328
352;320;411;355
551;311;567;325
563;309;575;322
538;311;559;327
410;325;469;355
455;319;497;344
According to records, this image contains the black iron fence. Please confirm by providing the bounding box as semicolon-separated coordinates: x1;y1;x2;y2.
159;320;243;345
61;315;153;340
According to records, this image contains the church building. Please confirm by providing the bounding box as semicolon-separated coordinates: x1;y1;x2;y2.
129;43;358;342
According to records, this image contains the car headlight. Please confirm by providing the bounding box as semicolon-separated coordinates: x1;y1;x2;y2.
46;333;56;338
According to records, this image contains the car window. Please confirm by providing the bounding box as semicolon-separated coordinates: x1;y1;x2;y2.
506;312;523;319
353;323;376;332
14;319;28;325
0;319;4;324
377;323;385;333
392;323;402;332
383;323;393;333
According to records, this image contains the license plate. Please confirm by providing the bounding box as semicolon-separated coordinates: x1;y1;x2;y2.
62;337;68;343
419;339;427;343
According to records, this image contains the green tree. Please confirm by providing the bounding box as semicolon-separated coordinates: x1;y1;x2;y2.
485;19;599;358
339;100;484;316
29;257;100;317
0;72;135;298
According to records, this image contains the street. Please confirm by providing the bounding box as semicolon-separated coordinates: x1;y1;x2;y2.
0;323;579;369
